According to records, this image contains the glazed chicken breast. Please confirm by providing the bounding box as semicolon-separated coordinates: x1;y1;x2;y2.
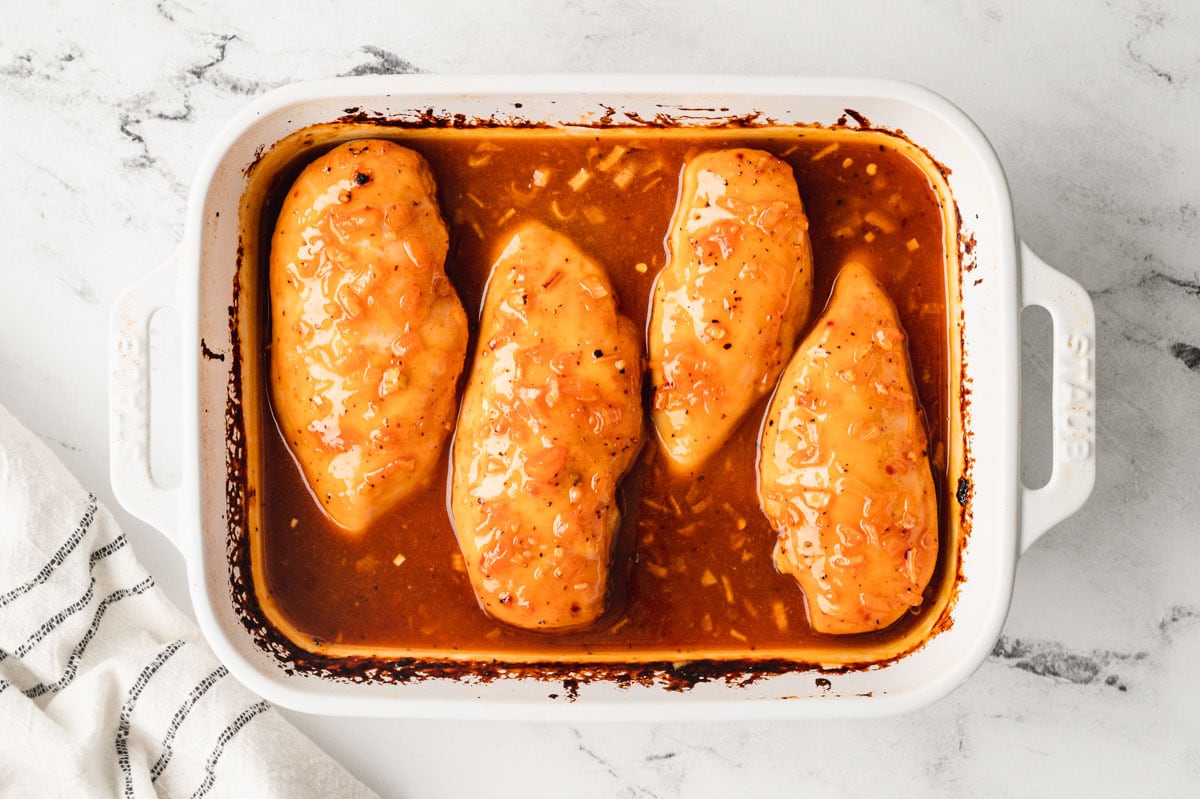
649;148;813;473
270;139;468;532
758;261;938;634
451;222;644;632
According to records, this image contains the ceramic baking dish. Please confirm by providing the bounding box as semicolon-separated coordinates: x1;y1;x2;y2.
108;75;1095;719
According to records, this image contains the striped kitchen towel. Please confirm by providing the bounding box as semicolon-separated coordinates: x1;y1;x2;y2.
0;404;376;798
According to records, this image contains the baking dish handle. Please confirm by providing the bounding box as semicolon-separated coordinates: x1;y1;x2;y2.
109;249;180;545
1019;242;1096;552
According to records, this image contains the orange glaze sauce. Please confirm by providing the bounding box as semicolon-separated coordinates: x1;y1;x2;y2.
254;127;952;662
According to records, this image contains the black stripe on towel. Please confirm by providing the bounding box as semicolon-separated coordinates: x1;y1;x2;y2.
0;494;98;608
150;665;230;782
189;700;272;799
117;639;186;798
21;575;156;699
0;535;128;663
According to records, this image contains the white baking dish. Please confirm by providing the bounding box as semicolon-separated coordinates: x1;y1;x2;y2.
108;75;1095;719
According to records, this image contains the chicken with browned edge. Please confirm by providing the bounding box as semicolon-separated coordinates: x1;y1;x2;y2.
759;261;938;634
451;222;644;632
649;148;813;472
270;140;468;532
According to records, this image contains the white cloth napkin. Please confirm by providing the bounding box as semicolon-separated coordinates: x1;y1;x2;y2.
0;404;376;798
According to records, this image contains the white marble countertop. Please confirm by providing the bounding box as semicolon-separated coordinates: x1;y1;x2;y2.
4;0;1199;795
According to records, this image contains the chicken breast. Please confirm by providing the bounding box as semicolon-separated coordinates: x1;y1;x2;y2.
451;222;644;632
758;261;938;634
270;139;468;532
649;148;813;473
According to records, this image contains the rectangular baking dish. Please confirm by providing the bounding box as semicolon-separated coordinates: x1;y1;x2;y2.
108;75;1096;719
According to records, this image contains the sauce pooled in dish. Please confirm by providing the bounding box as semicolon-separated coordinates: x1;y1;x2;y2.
253;128;953;662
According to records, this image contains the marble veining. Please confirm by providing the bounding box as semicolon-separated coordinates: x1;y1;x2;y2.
3;0;1199;795
990;635;1148;692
